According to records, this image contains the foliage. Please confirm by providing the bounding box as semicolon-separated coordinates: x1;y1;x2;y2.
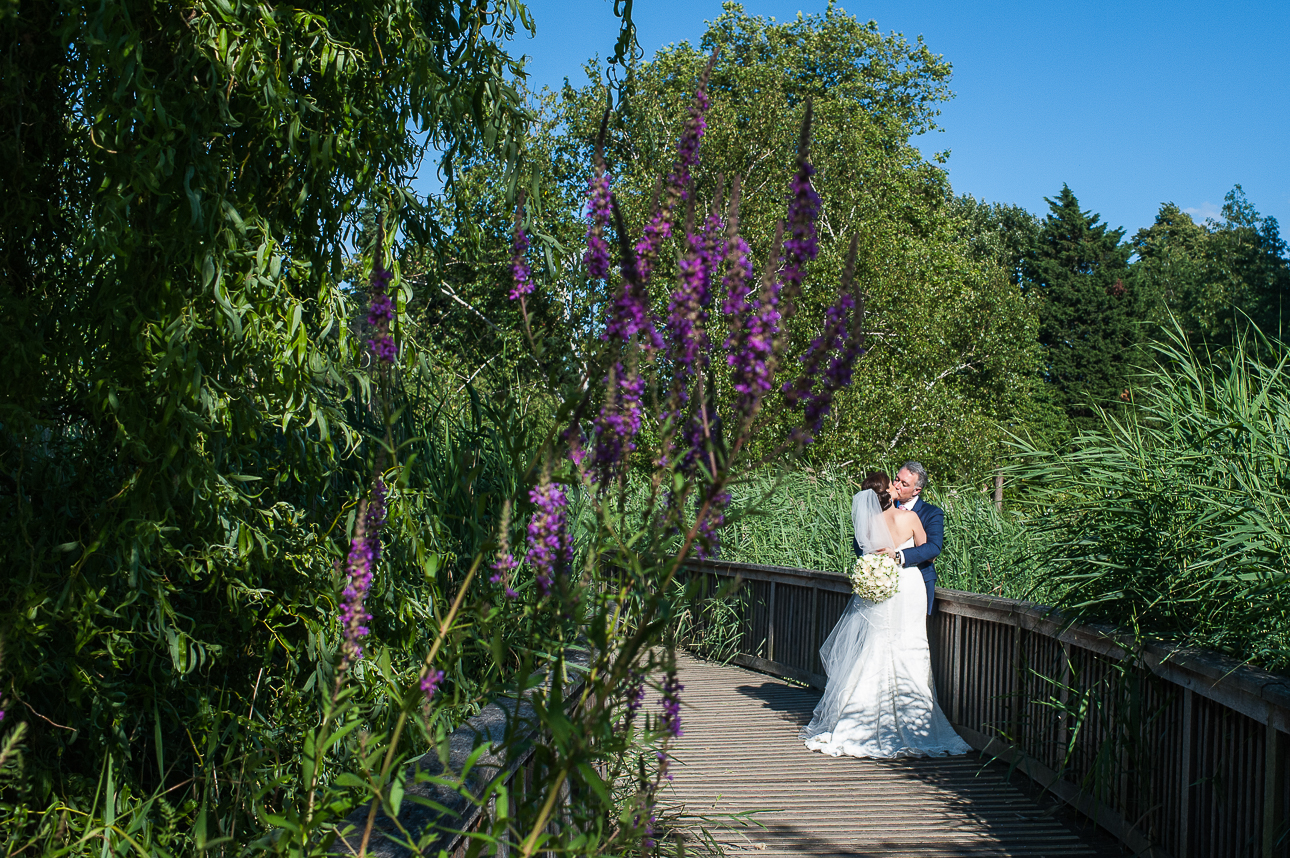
951;196;1041;288
1023;184;1142;429
1133;187;1290;349
0;0;547;844
711;467;1048;601
430;2;1045;481
2;27;868;854
1009;322;1290;670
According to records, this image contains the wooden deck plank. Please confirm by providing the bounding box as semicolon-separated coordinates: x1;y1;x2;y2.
663;654;1123;857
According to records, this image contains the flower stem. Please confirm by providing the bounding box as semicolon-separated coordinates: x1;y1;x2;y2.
357;552;484;857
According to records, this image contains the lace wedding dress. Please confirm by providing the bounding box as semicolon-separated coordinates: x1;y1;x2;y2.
799;489;971;758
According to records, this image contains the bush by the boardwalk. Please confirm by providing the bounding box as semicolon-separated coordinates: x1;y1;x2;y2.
0;5;869;849
1011;323;1290;671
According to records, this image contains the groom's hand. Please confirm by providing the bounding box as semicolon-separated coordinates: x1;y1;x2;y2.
875;547;905;565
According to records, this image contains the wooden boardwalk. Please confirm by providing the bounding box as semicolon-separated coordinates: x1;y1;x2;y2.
663;654;1122;858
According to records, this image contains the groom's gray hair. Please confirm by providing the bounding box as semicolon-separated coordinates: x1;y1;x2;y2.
901;461;929;490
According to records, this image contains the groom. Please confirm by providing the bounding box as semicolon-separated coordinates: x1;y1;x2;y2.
854;461;943;615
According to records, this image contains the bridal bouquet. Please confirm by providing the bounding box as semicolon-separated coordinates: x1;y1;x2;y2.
850;553;900;603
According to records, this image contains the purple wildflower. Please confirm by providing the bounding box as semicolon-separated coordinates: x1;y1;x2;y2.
489;552;519;600
633;805;659;851
785;238;866;444
564;417;588;471
660;671;684;738
584;171;613;281
778;102;821;317
508;219;535;301
633;56;714;291
726;217;784;424
663;206;722;422
367;247;396;364
420;669;445;703
591;361;645;481
365;477;387;560
602;212;663;351
525;478;572;597
337;478;387;670
337;528;373;669
626;672;646;718
655;749;674;785
489;500;520;599
695;488;731;560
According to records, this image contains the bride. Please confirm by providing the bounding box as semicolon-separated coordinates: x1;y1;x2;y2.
800;472;970;758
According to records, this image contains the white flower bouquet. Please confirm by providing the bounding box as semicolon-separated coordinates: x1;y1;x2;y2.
849;553;900;603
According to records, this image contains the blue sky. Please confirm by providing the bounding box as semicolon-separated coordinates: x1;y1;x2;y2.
429;0;1289;238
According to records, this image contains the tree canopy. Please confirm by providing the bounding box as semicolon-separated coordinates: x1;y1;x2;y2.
420;3;1046;478
1134;187;1290;349
0;0;536;801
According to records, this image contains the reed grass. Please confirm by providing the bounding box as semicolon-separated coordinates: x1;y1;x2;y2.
1010;322;1290;670
715;467;1052;601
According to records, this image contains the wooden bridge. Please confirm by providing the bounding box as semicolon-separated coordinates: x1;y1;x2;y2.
663;652;1117;856
358;559;1290;858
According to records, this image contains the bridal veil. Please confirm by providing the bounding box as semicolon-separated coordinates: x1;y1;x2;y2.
802;488;970;758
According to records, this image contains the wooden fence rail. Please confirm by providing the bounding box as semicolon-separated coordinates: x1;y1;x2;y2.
683;558;1290;858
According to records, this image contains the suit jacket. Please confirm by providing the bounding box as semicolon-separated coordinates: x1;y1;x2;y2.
851;496;944;585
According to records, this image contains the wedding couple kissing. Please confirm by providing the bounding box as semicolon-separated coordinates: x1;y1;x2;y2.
799;462;971;759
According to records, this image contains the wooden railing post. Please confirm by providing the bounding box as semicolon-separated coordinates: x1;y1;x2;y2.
767;580;777;662
1266;726;1286;858
951;612;963;725
1179;687;1195;858
808;585;819;669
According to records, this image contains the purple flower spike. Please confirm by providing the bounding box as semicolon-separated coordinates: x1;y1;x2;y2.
726;216;784;424
367;245;396;364
626;672;646;717
338;480;388;671
592;360;645;481
695;488;731;560
489;551;519;599
585;172;613;281
785;237;866;444
508;219;535;301
665;225;715;406
365;477;387;559
661;671;684;738
525;478;572;597
420;669;445;703
633;52;717;291
779;102;821;315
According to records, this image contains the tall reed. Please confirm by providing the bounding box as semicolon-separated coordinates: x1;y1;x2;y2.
1010;322;1290;670
712;467;1051;601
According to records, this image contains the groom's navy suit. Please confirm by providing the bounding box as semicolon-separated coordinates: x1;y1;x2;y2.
852;495;944;615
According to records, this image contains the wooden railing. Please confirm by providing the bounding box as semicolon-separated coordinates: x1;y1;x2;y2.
683;558;1290;858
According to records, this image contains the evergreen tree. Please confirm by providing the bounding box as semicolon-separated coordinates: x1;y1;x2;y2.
1024;185;1139;427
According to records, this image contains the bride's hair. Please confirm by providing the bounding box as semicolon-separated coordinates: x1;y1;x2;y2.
862;472;892;510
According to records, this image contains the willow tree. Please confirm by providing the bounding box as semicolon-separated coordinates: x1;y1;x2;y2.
0;0;543;815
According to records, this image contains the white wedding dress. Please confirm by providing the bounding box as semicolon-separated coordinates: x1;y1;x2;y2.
800;489;971;758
